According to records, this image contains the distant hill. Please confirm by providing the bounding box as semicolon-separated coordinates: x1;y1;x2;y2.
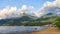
39;13;57;24
0;13;58;26
0;15;34;26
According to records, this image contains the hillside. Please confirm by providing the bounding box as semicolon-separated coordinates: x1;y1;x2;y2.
0;13;58;26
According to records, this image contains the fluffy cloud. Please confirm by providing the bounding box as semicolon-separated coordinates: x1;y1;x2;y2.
21;5;34;11
0;5;34;19
1;0;60;19
0;7;17;19
35;0;60;17
21;5;28;11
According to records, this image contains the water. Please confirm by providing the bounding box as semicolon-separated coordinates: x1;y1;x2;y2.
0;26;48;33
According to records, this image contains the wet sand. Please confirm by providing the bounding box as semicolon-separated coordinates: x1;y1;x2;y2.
31;27;60;34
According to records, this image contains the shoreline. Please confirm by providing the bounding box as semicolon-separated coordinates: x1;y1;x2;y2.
30;27;60;34
0;27;60;34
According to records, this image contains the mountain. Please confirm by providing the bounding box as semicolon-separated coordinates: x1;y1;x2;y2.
0;13;58;26
39;13;57;23
0;14;36;26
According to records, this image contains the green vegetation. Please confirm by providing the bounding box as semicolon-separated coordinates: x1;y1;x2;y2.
0;13;59;26
53;17;60;28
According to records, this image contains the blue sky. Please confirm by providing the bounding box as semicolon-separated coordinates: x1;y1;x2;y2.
0;0;54;11
0;0;60;19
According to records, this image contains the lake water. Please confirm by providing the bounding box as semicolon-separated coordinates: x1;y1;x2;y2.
0;26;48;33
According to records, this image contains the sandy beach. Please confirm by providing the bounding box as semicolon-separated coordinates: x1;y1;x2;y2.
30;27;60;34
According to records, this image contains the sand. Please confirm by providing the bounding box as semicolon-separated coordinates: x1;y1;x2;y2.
30;27;60;34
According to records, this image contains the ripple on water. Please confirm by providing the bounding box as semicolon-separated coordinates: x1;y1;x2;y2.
0;26;48;33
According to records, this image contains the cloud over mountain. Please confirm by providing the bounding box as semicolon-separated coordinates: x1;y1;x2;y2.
0;5;34;19
0;0;60;19
36;0;60;17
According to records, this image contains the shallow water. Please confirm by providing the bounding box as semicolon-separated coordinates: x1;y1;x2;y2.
0;26;48;33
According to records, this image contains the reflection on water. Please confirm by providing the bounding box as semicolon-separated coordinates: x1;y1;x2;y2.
0;26;48;33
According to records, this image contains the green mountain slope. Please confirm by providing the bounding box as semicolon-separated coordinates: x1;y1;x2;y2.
0;13;58;26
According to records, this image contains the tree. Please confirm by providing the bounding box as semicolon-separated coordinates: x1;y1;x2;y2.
53;17;60;29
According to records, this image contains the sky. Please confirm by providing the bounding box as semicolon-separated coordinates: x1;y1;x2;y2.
0;0;60;19
0;0;54;11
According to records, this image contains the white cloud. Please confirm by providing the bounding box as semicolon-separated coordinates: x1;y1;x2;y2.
1;0;60;19
0;7;17;19
35;0;60;17
21;5;28;11
0;5;34;19
21;5;34;12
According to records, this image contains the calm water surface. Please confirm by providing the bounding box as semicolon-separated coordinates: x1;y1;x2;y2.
0;26;48;33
